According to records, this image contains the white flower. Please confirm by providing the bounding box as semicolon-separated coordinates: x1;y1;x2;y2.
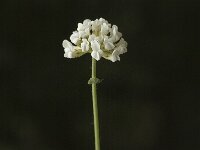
70;31;80;45
116;38;128;54
91;40;103;61
81;39;90;52
63;40;84;58
77;19;91;31
103;36;115;50
99;18;110;26
91;19;101;33
110;25;122;42
88;34;103;43
101;23;109;35
63;40;75;58
77;19;91;38
63;18;127;62
88;34;96;42
110;49;120;62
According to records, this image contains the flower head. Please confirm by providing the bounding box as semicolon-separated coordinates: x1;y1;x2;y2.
62;18;128;62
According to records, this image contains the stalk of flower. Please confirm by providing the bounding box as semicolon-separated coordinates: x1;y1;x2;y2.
62;18;128;150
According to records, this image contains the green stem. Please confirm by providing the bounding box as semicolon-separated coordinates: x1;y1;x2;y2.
92;58;100;150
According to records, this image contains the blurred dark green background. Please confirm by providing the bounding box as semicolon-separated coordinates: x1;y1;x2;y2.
1;0;200;150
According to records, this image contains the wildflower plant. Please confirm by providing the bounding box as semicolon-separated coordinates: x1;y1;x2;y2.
62;18;127;150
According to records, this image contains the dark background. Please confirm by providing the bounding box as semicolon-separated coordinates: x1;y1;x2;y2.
1;0;200;150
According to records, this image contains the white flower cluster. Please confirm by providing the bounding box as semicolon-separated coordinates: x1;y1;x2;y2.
62;18;127;62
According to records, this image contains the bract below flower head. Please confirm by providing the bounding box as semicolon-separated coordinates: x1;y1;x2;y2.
62;18;128;62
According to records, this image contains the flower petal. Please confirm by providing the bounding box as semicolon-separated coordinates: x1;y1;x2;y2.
70;31;80;45
91;40;100;52
62;40;72;49
88;34;96;42
91;51;101;61
103;36;115;50
101;23;109;35
78;31;88;38
110;25;122;42
64;47;85;58
83;19;91;26
64;51;74;58
117;46;127;54
115;38;128;54
81;39;90;52
116;38;128;47
101;49;120;62
77;23;84;31
92;19;101;32
104;42;115;50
